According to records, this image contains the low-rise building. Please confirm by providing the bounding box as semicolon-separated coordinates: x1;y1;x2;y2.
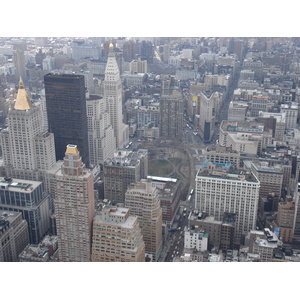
250;228;282;262
18;235;58;262
184;227;208;252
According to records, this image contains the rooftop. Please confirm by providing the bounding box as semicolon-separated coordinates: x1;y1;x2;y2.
94;205;137;229
0;177;42;193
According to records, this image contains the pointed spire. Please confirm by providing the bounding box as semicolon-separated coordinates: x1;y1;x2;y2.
14;77;32;111
108;40;115;56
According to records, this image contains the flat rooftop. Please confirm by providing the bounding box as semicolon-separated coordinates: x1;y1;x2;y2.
94;206;137;229
0;177;42;193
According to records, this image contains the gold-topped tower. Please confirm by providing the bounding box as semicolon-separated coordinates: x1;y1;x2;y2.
14;77;32;111
65;144;79;155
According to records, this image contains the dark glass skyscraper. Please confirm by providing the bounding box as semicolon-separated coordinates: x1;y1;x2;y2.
44;73;89;167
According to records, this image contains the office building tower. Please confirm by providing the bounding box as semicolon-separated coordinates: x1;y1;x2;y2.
13;49;27;82
250;161;283;211
0;177;53;244
280;103;298;129
148;175;181;225
129;59;147;74
257;111;286;141
160;75;184;141
104;149;148;203
140;40;154;63
0;210;29;262
54;144;95;262
273;195;295;243
104;42;129;149
86;94;116;167
125;179;163;261
162;44;170;63
293;183;300;244
123;40;139;62
227;101;247;122
44;73;90;166
219;120;273;155
203;145;241;168
0;78;56;173
195;161;260;241
198;91;221;143
91;206;145;262
70;39;101;62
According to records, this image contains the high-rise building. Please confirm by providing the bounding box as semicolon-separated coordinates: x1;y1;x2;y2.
125;179;163;261
0;210;29;262
160;75;184;141
0;177;53;244
198;91;221;143
44;73;90;166
280;103;298;129
0;78;56;173
273;195;295;243
139;40;154;63
195;161;260;241
293;183;300;244
104;149;148;203
54;144;95;262
86;94;116;167
13;49;26;82
251;161;283;211
129;59;147;74
257;111;286;141
122;40;139;62
104;42;129;149
91;206;145;262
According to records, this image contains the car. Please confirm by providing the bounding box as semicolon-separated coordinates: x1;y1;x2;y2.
176;251;179;255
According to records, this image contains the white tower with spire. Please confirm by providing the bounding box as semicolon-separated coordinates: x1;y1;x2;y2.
104;42;129;149
0;78;56;171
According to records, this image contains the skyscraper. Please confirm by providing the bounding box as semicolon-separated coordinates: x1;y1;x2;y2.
104;149;148;203
86;94;116;167
44;73;90;166
54;144;95;262
91;206;145;262
195;161;260;242
13;49;26;83
125;179;163;261
104;42;129;149
198;91;221;143
0;210;29;262
0;78;56;174
0;176;53;245
160;75;184;141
